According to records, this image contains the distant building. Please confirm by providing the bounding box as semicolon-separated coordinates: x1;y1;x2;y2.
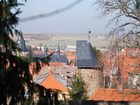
49;44;69;66
17;32;28;52
33;71;69;101
32;50;48;58
120;48;140;86
65;45;76;51
76;40;103;97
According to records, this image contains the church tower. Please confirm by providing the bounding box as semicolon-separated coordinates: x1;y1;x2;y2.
17;32;28;52
76;40;103;97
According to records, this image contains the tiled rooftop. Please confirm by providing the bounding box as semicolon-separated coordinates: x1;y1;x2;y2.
41;74;68;92
90;88;140;101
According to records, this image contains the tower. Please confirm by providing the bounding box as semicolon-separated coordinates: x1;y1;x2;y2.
17;32;28;52
76;40;103;97
56;42;61;57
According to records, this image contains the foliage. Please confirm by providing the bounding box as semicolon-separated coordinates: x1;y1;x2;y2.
92;47;101;60
0;0;62;104
0;0;31;104
68;74;88;102
135;0;140;10
95;0;140;49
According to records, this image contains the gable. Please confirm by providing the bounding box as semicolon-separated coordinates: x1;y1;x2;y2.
41;74;68;93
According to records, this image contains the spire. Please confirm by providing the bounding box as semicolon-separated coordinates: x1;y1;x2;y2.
17;31;28;52
56;42;60;57
88;28;91;43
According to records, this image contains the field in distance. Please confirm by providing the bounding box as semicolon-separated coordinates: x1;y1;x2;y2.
24;33;110;50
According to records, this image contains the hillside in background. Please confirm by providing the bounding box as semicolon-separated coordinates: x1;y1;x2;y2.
23;33;110;50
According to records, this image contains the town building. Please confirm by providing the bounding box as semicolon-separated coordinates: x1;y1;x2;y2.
17;32;28;55
76;40;103;97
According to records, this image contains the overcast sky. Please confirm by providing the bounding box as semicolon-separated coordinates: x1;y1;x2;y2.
18;0;112;35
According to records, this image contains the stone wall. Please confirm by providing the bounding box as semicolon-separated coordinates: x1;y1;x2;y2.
78;69;103;97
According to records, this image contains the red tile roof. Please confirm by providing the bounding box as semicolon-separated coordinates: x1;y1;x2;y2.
90;88;140;101
41;74;68;93
120;48;140;82
101;48;140;84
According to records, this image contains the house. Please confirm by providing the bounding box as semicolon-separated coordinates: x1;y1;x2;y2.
120;48;140;86
76;40;103;97
48;44;69;67
36;72;69;101
100;48;140;88
41;74;68;93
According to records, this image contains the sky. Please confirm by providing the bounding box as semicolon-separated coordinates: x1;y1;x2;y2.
18;0;112;35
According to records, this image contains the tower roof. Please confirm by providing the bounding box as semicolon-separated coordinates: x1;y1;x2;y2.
17;32;28;52
50;54;69;64
76;40;101;69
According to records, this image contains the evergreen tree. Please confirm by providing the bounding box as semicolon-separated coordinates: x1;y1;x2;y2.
135;0;140;10
0;0;32;104
0;1;64;104
68;74;87;104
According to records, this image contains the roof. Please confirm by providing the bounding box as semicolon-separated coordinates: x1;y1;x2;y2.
33;69;49;84
17;32;28;52
76;40;101;69
50;53;69;64
90;88;140;101
41;74;68;92
120;48;140;82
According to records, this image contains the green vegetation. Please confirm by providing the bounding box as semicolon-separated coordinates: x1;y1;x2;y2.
0;0;62;104
135;0;140;10
0;0;31;104
69;74;88;103
92;47;101;60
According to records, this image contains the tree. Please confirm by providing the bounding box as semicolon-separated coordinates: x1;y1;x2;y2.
135;0;140;10
68;74;87;104
0;1;61;105
0;0;32;104
92;47;102;60
95;0;140;49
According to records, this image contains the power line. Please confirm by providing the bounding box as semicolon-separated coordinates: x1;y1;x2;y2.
20;0;83;22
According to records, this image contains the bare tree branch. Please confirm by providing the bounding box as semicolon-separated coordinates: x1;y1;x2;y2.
20;0;83;22
95;0;140;48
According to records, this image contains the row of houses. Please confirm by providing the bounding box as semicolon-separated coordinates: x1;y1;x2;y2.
17;33;140;104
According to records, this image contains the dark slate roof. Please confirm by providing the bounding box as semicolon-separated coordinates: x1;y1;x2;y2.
17;33;28;52
76;40;101;69
50;53;69;64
